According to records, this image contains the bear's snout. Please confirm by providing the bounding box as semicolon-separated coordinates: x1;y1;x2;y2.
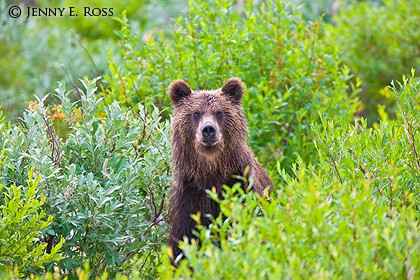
200;121;218;147
202;123;216;141
196;117;221;148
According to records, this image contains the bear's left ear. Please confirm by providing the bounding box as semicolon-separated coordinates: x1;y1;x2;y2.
169;80;192;105
221;77;244;104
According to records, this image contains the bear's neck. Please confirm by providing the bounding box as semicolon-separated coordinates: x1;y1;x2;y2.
173;141;253;191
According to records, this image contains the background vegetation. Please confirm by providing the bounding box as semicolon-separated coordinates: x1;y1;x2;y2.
0;0;418;278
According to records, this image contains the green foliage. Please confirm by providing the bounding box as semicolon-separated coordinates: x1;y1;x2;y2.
106;0;359;173
42;0;187;39
0;78;171;277
47;0;149;39
289;0;383;22
325;0;420;122
392;69;420;176
0;1;110;119
0;167;63;277
161;73;420;279
0;0;186;120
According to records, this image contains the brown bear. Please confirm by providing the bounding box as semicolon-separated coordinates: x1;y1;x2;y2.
168;77;272;262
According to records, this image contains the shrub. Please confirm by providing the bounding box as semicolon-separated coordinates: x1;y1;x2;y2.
160;73;419;278
0;167;63;277
105;0;359;174
0;78;171;277
325;0;420;122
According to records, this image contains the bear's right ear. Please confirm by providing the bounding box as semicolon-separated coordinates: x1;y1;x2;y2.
169;80;192;105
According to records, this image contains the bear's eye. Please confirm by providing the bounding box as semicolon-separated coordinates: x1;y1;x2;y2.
193;112;200;120
216;111;223;120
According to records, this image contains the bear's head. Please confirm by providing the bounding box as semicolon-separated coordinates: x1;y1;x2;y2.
169;78;248;158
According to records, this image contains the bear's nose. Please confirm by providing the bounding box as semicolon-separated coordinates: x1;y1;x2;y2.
202;124;216;139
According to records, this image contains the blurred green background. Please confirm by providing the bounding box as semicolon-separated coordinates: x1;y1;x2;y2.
2;0;419;123
0;0;187;119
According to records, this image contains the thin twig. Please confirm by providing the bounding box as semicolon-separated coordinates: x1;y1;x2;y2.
71;33;100;76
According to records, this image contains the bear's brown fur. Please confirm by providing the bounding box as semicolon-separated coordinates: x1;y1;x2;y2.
168;78;272;262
